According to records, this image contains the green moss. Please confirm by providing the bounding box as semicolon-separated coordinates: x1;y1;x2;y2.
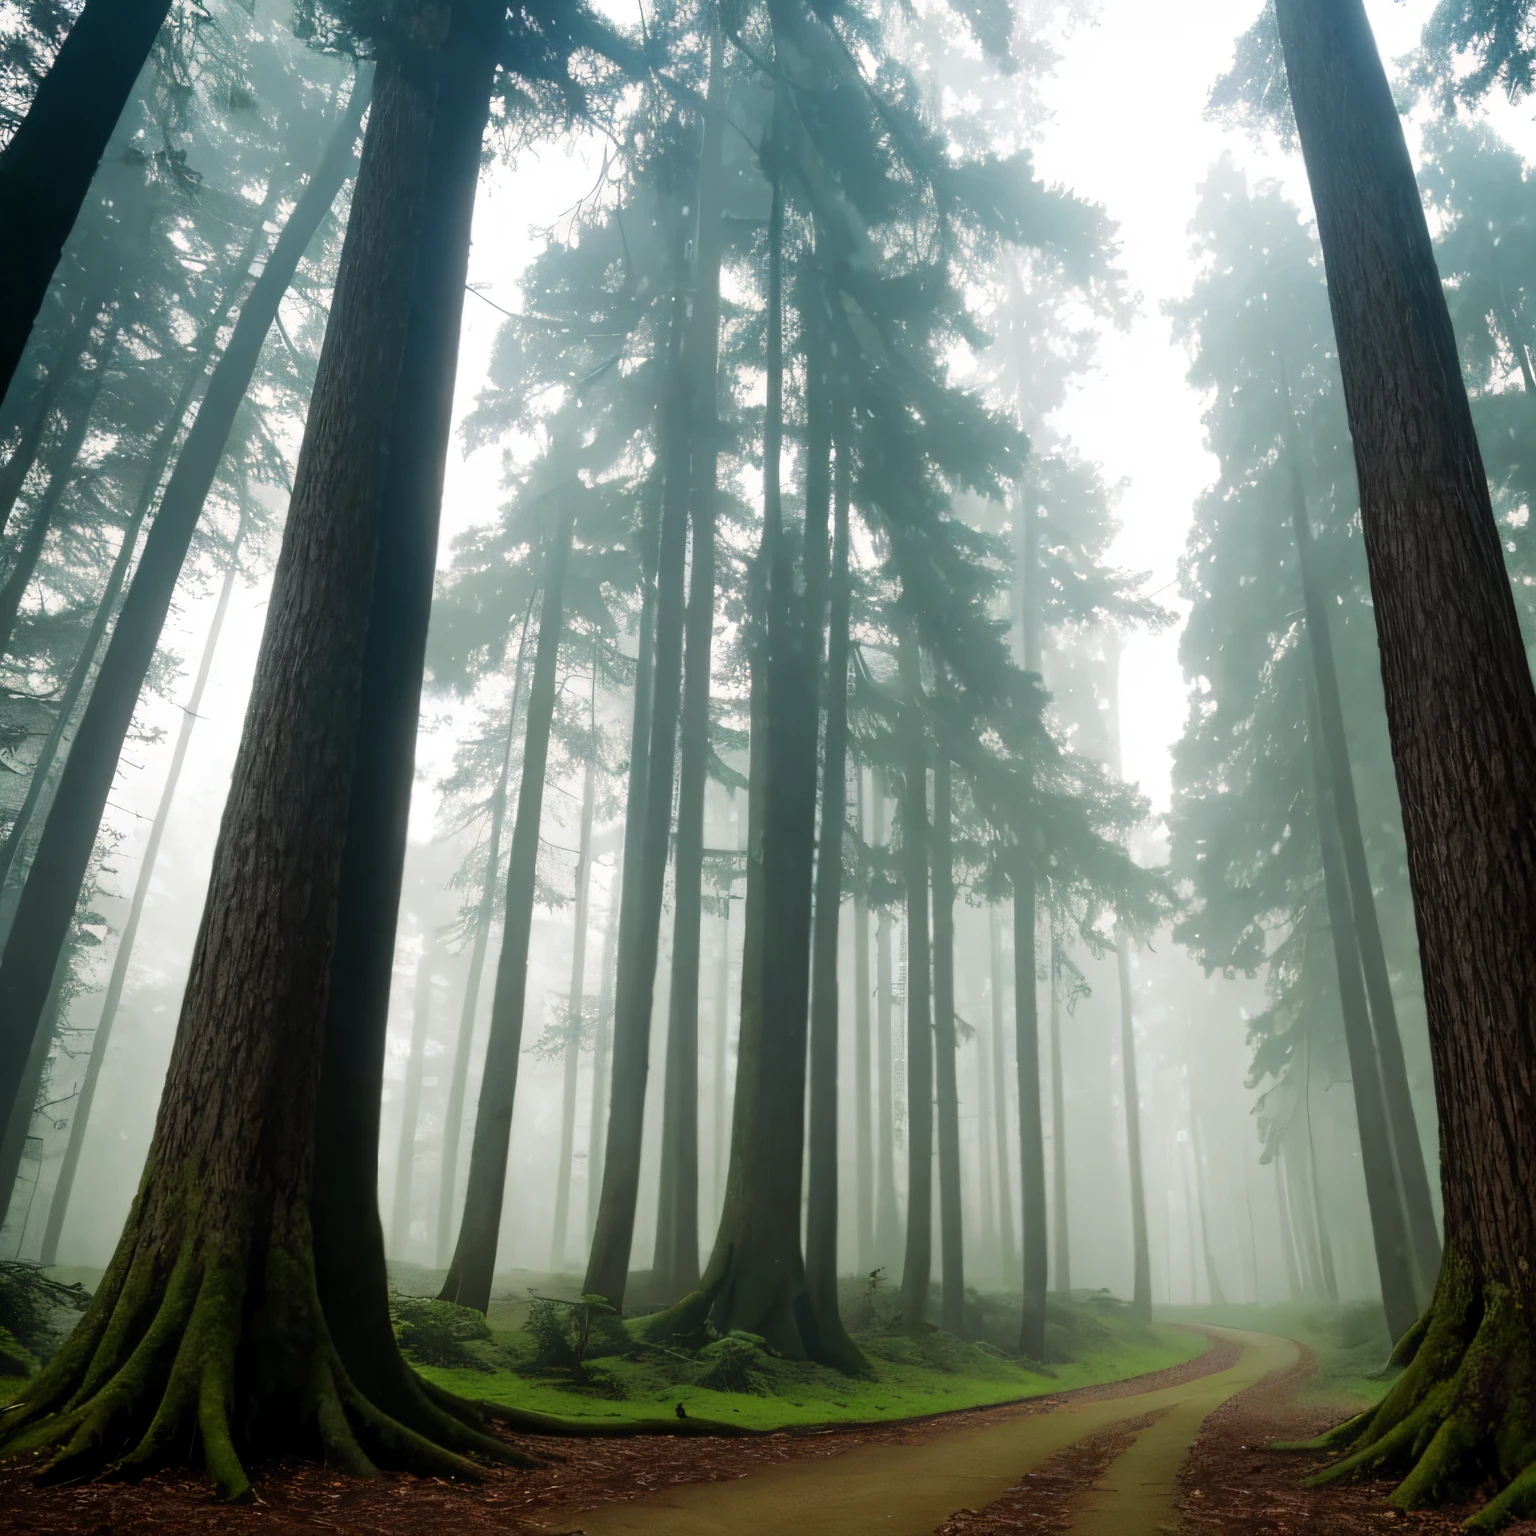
414;1301;1204;1432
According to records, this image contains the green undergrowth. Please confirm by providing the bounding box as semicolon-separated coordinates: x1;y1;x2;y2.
1156;1300;1395;1411
391;1273;1206;1432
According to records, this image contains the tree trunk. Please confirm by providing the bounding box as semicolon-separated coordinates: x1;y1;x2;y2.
930;753;964;1335
974;923;997;1278
897;634;934;1332
0;68;369;1131
1012;862;1046;1359
989;906;1017;1285
853;769;875;1276
1048;924;1069;1296
551;652;599;1272
652;28;726;1304
1190;1111;1229;1307
874;783;901;1271
1281;408;1441;1300
711;875;733;1222
587;858;620;1243
0;42;513;1495
1274;1153;1304;1302
437;601;534;1267
38;511;248;1269
805;412;859;1361
584;211;692;1310
1308;699;1419;1338
390;932;437;1257
0;0;173;406
1116;934;1151;1320
0;944;71;1237
0;313;120;660
440;496;576;1313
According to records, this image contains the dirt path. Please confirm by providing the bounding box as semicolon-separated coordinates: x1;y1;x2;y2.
559;1329;1296;1536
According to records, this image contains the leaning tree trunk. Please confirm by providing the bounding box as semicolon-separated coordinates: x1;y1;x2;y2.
38;510;249;1268
931;752;965;1336
653;32;727;1299
439;497;576;1314
389;934;438;1256
310;7;496;1434
551;653;599;1272
853;769;875;1275
0;0;173;406
1048;925;1069;1296
1276;5;1536;1511
1281;399;1442;1301
1012;861;1047;1359
990;906;1018;1285
0;68;369;1134
0;41;515;1497
584;208;692;1312
897;632;935;1332
437;600;535;1268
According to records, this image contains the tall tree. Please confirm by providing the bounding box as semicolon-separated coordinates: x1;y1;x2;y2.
931;749;965;1334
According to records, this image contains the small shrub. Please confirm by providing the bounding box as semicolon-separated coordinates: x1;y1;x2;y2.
525;1297;584;1372
694;1331;769;1394
389;1294;493;1371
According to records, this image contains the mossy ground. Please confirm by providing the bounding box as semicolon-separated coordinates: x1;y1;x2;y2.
385;1264;1205;1432
1155;1300;1395;1412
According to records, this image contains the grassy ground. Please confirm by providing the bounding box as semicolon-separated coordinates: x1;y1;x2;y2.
1154;1300;1395;1412
388;1267;1207;1432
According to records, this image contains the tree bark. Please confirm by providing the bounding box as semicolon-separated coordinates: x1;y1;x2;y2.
874;781;900;1271
989;906;1017;1285
853;768;875;1276
974;922;997;1276
931;752;965;1335
1012;862;1046;1359
0;0;173;407
0;42;511;1495
38;511;248;1269
0;68;369;1132
440;496;576;1313
586;855;621;1243
0;944;71;1236
551;651;599;1272
390;932;437;1256
1048;924;1069;1296
897;633;934;1331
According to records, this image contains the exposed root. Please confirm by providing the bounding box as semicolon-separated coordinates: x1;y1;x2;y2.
1288;1247;1536;1532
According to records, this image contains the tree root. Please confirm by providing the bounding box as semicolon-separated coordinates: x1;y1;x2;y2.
1283;1248;1536;1532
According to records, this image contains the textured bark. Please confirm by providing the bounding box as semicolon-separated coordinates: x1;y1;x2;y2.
440;498;576;1313
873;782;900;1270
852;770;875;1275
897;634;934;1331
653;38;727;1298
1012;864;1046;1359
0;44;510;1496
39;515;247;1269
931;753;965;1335
1047;926;1069;1296
584;214;691;1308
0;70;369;1129
0;0;173;406
390;936;437;1257
989;906;1017;1284
437;605;533;1267
552;656;599;1272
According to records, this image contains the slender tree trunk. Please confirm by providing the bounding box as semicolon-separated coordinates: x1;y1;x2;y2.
584;215;692;1309
1048;925;1069;1296
38;511;248;1268
0;945;71;1237
0;69;369;1131
0;0;174;406
390;932;437;1256
898;634;934;1331
874;783;900;1271
652;28;727;1303
853;769;874;1275
1281;408;1441;1299
711;877;733;1221
0;42;509;1495
1274;1153;1304;1302
551;653;598;1272
1190;1111;1229;1306
1283;1132;1324;1298
587;860;620;1243
989;906;1017;1285
440;497;576;1313
974;925;997;1278
1299;1031;1340;1304
931;752;965;1336
438;603;533;1267
1013;862;1046;1359
0;315;120;660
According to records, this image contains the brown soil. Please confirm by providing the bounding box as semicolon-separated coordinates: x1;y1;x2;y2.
0;1336;1238;1534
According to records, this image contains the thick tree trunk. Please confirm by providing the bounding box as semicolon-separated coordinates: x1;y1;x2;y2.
38;513;247;1269
584;220;691;1310
931;754;965;1336
440;497;576;1313
0;42;513;1495
1012;863;1046;1359
389;934;437;1257
552;657;599;1272
437;605;533;1267
897;634;934;1331
1278;2;1536;1514
989;907;1017;1284
1048;926;1069;1296
0;70;369;1129
0;0;173;407
873;784;901;1271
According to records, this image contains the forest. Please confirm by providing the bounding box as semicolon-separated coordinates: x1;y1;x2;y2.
0;0;1534;1530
